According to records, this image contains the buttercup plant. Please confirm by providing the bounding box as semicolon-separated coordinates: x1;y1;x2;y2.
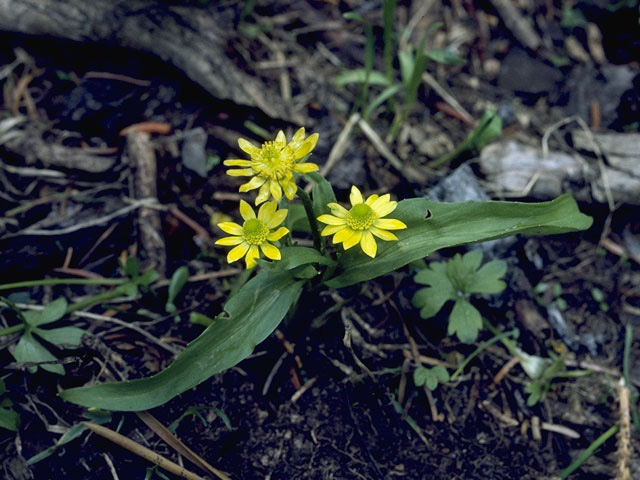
59;127;594;411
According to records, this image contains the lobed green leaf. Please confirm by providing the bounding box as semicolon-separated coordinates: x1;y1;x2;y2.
466;260;507;294
448;300;482;344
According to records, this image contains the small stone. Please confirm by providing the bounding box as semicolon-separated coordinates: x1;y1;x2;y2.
181;127;209;177
483;58;501;79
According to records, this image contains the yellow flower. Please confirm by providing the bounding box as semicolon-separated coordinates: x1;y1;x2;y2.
224;128;319;204
317;186;407;258
215;200;289;269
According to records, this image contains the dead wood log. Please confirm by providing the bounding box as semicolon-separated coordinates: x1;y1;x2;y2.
0;0;303;124
126;130;166;276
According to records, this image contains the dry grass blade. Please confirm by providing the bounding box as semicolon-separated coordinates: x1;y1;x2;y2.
137;411;232;480
82;421;209;480
616;378;632;480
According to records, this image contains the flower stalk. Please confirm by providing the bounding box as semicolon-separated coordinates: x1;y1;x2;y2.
296;188;322;252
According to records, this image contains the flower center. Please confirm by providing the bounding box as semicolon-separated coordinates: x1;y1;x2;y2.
243;218;269;245
252;142;293;180
346;203;376;230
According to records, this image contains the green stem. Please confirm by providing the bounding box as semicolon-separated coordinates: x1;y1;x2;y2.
482;318;519;356
0;277;126;291
0;285;133;338
450;328;518;381
0;323;24;337
296;188;322;252
65;288;126;314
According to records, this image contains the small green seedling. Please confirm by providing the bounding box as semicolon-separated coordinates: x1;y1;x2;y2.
412;250;507;344
590;287;609;312
165;266;189;320
524;352;590;406
168;405;233;433
0;379;19;431
9;298;87;375
413;365;450;391
429;109;502;167
535;281;567;311
336;4;466;136
27;409;112;465
120;257;159;298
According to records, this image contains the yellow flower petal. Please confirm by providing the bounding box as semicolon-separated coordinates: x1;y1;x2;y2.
317;214;347;226
370;226;398;241
245;245;260;269
218;222;243;235
365;194;379;206
239;176;267;193
343;230;362;250
238;138;260;156
257;200;277;223
349;185;363;206
327;203;348;218
290;127;306;148
269;180;283;201
239;200;256;221
266;209;288;229
333;227;355;244
293;162;319;174
360;231;377;257
224;159;252;167
227;242;249;263
255;182;271;204
321;224;345;236
371;196;397;217
283;179;297;200
226;168;255;177
267;226;289;241
293;133;319;159
274;130;287;149
215;236;244;246
260;242;281;260
374;218;407;230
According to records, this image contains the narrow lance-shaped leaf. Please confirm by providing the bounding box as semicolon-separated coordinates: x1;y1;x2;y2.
325;194;592;288
60;270;304;411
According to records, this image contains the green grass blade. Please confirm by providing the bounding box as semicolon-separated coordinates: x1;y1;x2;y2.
558;424;619;479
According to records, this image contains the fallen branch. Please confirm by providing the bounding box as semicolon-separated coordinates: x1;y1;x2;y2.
0;0;302;123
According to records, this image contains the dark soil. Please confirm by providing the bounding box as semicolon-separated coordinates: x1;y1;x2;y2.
1;1;639;480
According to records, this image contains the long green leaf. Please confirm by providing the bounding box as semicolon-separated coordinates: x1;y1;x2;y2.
335;69;390;87
60;270;304;411
325;195;592;288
